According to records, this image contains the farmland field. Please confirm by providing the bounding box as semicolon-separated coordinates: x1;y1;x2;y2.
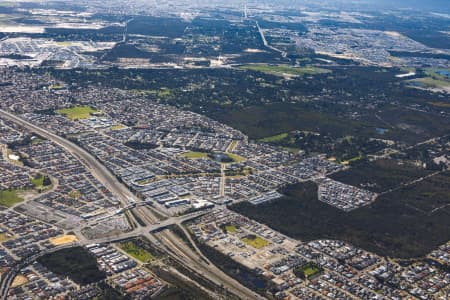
239;64;331;76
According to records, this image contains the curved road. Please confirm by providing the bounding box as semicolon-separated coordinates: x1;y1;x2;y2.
0;243;80;300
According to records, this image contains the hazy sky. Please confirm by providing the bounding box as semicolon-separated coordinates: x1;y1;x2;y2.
271;0;450;11
369;0;449;8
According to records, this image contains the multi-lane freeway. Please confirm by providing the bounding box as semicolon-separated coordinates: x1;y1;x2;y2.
0;109;264;300
256;21;287;57
0;108;141;227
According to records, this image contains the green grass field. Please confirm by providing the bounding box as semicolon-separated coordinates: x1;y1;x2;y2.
119;241;154;263
259;133;289;143
56;106;98;120
157;88;172;97
242;235;269;249
409;69;450;90
240;64;331;76
294;263;323;279
226;153;246;163
303;266;320;277
181;151;209;159
0;190;23;207
417;77;450;88
31;174;51;190
31;175;44;187
225;225;237;233
425;68;450;81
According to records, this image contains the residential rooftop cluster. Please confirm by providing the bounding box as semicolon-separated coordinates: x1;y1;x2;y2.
0;114;130;242
0;118;34;189
0;210;64;267
429;241;450;266
0;157;34;191
0;118;26;144
0;66;448;299
15;140;127;230
109;267;166;299
248;190;283;205
87;243;138;275
0;68;387;219
296;26;449;68
8;241;169;299
87;243;166;299
8;261;79;299
188;209;450;300
317;178;377;211
0;83;347;215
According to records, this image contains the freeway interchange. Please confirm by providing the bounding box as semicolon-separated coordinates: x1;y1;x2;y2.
0;109;264;300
